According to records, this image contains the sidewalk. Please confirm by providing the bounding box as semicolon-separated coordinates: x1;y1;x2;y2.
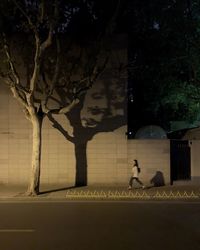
0;183;200;201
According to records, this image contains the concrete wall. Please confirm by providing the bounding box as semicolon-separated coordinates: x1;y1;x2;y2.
87;126;128;185
182;130;200;182
0;33;129;187
128;140;171;186
189;140;200;182
0;84;32;184
0;33;176;187
0;79;128;186
0;83;173;186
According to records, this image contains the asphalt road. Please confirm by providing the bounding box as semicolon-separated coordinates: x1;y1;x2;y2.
0;201;200;250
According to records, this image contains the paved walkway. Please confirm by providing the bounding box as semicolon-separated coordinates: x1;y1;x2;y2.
0;183;200;201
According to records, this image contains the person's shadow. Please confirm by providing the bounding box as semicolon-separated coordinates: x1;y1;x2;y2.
150;171;165;187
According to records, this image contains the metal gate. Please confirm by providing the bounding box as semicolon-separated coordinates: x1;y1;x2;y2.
170;140;191;184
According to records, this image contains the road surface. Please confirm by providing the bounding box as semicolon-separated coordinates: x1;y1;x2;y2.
0;201;200;250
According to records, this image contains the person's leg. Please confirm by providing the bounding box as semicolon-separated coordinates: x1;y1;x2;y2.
128;177;133;189
135;178;145;188
131;177;137;188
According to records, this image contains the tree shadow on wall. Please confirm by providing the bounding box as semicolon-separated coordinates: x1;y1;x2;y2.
47;77;127;188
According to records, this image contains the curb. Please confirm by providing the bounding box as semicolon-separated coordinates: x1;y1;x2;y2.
65;190;200;200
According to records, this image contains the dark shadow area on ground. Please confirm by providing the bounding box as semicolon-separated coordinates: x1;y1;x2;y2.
15;186;77;197
39;186;77;195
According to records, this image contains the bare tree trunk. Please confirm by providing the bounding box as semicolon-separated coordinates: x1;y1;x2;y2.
27;112;44;196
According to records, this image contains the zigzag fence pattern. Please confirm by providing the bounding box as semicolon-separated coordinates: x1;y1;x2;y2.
66;190;200;200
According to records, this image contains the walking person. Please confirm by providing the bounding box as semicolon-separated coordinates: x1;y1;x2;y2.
128;159;145;189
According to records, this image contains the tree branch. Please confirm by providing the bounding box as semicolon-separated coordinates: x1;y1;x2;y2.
47;113;74;142
41;37;61;113
29;0;59;104
11;0;39;38
51;37;61;93
2;33;20;85
40;25;54;51
58;99;80;114
28;34;41;104
10;85;28;108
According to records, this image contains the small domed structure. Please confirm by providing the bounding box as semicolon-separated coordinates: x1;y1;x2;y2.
134;125;167;139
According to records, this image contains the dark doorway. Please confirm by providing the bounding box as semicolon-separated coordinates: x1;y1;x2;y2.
170;140;191;184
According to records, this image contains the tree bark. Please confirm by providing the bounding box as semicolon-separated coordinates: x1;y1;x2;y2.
27;112;44;196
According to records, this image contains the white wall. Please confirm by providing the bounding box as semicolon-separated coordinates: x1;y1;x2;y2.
0;80;128;186
0;84;173;187
0;84;172;186
128;140;171;185
189;140;200;181
87;126;128;185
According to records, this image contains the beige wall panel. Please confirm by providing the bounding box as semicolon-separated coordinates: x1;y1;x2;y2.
127;140;170;185
0;57;173;188
190;140;200;179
